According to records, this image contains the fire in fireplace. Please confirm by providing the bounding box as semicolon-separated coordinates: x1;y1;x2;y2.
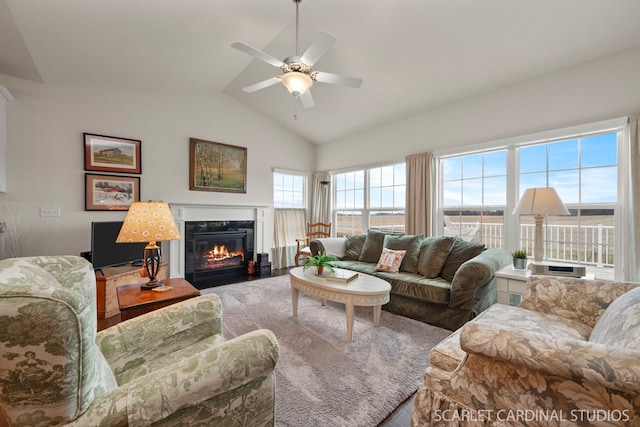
195;233;245;271
185;221;254;288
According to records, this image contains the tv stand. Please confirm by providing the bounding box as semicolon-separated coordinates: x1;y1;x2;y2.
96;263;167;320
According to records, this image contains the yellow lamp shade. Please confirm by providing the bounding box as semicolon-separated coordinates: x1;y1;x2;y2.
116;201;181;243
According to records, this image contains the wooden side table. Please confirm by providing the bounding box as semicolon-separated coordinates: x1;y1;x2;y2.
96;263;168;319
117;278;200;321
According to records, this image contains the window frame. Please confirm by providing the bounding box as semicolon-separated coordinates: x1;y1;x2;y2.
331;161;406;236
272;169;308;210
433;117;628;280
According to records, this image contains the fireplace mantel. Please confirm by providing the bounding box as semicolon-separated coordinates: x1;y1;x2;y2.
167;203;270;279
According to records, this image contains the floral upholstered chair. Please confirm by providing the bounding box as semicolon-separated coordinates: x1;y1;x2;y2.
412;275;640;426
0;256;280;426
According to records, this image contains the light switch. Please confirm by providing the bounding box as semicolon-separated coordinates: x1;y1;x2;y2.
40;207;61;217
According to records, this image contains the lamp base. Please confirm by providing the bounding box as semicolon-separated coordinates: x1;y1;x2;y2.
140;280;164;290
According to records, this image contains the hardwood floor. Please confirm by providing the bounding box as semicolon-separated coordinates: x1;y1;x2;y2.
378;392;415;426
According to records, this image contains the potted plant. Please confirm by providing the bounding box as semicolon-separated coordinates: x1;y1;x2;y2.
303;251;338;275
512;249;528;270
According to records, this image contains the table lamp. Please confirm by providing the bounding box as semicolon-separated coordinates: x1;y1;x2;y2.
512;187;569;262
116;201;181;289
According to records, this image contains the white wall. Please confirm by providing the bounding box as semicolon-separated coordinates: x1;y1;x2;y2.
0;74;314;258
316;45;640;172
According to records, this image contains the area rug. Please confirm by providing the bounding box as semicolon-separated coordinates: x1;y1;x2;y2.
201;275;452;427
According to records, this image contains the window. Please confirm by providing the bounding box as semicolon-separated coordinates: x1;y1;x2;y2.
436;118;625;280
518;133;617;269
273;172;305;208
334;163;406;236
441;150;507;247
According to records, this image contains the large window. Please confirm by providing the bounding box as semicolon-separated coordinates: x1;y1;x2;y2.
441;150;507;247
518;133;617;268
437;120;624;280
273;172;305;208
334;163;406;236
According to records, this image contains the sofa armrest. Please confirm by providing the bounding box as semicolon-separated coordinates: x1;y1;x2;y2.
520;276;639;329
449;248;510;310
460;321;640;394
96;294;223;371
73;329;279;426
310;237;347;258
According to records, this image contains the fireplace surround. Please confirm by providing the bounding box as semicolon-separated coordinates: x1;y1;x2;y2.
185;220;254;288
167;203;271;288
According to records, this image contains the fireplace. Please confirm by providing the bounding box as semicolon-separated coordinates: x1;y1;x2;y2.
185;220;254;289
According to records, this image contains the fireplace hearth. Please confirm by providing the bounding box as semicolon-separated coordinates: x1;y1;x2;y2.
185;221;254;289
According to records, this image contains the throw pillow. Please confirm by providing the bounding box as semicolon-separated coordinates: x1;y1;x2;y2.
589;286;640;350
417;236;456;278
358;230;387;263
343;233;367;261
375;248;407;273
439;238;485;283
383;234;423;273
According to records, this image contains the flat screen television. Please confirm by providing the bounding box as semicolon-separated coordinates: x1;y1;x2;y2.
90;221;146;270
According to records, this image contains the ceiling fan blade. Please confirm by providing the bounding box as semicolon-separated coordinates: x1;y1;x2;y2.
231;42;285;68
299;90;315;109
242;76;282;93
300;32;336;66
314;72;363;89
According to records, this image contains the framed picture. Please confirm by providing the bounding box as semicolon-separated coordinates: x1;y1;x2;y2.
84;133;141;174
85;173;140;211
189;138;247;193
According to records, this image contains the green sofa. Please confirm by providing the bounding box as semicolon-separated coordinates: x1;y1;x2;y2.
0;256;279;426
310;230;511;331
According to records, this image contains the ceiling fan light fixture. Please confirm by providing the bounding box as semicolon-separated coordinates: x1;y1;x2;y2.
281;71;313;96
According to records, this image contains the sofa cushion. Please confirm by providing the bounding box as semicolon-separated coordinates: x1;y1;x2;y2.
374;271;451;304
358;230;387;263
333;260;379;275
375;248;406;273
343;233;366;261
383;234;423;273
417;236;455;278
589;286;640;350
439;238;485;283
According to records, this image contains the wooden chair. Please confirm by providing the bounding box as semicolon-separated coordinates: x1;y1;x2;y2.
295;222;332;266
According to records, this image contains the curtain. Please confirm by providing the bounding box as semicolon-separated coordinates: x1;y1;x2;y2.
272;208;306;269
405;153;433;236
627;116;640;282
311;172;332;225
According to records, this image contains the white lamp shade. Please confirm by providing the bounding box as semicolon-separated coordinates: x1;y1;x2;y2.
281;72;313;96
512;187;570;216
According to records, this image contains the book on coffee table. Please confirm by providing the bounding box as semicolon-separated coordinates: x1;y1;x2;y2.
325;270;359;283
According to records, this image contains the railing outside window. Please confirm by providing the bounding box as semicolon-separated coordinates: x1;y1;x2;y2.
465;221;614;267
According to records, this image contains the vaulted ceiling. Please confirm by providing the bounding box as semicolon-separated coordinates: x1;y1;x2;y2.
2;0;640;144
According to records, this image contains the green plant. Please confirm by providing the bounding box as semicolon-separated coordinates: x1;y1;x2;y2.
303;251;338;272
512;249;527;259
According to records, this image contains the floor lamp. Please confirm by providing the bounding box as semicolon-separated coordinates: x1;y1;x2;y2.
320;180;331;224
512;187;569;262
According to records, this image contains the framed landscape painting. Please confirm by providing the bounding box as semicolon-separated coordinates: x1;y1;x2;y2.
189;138;247;193
85;173;140;211
84;133;141;174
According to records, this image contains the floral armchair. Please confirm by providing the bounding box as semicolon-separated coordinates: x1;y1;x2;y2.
412;275;640;426
0;256;280;426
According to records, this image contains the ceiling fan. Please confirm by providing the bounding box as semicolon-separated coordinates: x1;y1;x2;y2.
231;0;363;109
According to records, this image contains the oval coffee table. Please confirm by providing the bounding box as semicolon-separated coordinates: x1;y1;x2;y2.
289;266;391;343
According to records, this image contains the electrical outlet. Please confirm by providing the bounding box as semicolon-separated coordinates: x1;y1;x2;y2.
40;207;61;217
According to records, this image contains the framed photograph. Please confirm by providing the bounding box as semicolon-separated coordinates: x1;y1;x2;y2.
85;173;140;211
84;133;141;174
189;138;247;193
